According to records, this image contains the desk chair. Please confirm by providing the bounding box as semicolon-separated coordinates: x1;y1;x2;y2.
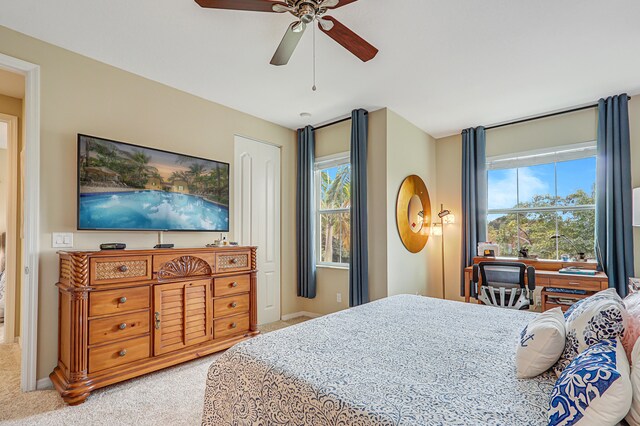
472;262;535;310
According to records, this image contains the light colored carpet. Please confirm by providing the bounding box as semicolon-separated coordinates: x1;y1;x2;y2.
0;317;312;425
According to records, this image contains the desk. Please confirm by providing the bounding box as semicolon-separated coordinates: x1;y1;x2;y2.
463;257;608;312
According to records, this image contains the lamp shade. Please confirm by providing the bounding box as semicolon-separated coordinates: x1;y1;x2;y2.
634;188;640;227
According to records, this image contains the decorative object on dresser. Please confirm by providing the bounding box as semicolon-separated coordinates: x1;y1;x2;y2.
50;246;258;405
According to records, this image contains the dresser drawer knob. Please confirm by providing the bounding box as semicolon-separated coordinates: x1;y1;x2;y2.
119;349;127;357
229;258;237;264
230;322;237;329
119;323;127;330
118;265;129;273
231;282;238;288
230;302;237;308
119;297;127;304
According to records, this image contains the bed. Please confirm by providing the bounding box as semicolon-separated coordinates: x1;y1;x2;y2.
202;295;555;425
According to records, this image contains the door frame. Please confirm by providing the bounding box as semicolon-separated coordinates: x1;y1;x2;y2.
0;113;18;345
0;53;41;392
233;134;282;324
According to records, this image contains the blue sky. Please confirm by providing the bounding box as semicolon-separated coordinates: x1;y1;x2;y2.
488;157;596;210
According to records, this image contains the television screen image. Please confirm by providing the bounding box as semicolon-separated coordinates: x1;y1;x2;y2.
78;134;229;231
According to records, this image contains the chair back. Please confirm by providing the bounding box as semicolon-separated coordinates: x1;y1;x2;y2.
473;261;535;310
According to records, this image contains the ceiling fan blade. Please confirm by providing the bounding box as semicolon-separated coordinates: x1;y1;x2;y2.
318;16;378;62
194;0;287;13
270;22;306;66
323;0;358;9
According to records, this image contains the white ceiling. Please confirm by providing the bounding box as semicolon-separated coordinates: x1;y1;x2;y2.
1;0;639;137
0;68;25;99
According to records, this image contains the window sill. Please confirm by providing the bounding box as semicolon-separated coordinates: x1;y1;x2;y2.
316;264;350;271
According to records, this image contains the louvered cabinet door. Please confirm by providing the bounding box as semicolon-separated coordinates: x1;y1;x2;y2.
153;279;212;356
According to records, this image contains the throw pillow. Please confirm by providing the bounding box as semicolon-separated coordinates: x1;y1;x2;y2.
516;307;566;378
549;338;631;426
553;288;626;376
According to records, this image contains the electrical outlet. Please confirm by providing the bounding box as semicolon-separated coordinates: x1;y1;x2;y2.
336;293;342;303
52;232;74;248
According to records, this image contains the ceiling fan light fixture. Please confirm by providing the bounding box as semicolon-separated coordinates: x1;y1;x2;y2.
317;17;334;31
292;21;306;33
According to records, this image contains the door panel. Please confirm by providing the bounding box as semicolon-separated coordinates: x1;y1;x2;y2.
153;279;211;355
234;136;281;325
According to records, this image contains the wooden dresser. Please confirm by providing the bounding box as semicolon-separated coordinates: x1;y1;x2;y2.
50;246;258;405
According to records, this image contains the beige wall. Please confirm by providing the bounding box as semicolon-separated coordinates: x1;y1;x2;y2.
386;110;439;297
435;97;639;300
367;109;389;302
0;25;297;380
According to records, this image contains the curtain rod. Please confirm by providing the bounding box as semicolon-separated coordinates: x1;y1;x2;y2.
313;111;369;131
484;96;631;131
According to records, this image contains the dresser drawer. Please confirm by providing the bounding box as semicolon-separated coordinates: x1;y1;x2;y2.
214;313;249;339
88;335;150;373
90;256;152;285
89;287;150;317
213;274;250;297
548;277;603;292
214;294;249;318
89;310;150;346
215;251;251;273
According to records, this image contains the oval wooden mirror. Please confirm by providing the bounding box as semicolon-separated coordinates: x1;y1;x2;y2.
396;175;431;253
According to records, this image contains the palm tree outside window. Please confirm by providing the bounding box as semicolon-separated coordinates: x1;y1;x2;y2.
315;152;351;268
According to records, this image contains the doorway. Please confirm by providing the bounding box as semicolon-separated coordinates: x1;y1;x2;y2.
0;111;19;346
0;53;41;392
234;135;281;325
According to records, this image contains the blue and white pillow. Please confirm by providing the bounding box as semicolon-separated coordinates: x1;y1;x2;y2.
553;288;627;376
516;307;566;378
549;338;631;426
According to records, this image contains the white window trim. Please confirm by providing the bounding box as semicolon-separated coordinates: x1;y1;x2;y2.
487;141;596;170
487;142;596;260
315;151;351;268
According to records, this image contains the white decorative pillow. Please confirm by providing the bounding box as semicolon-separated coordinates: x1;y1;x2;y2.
626;337;640;426
553;288;627;376
516;307;565;378
549;338;631;426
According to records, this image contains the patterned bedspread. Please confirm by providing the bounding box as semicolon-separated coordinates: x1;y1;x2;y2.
202;295;554;425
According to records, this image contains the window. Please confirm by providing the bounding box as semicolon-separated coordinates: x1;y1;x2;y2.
315;152;351;267
487;142;596;260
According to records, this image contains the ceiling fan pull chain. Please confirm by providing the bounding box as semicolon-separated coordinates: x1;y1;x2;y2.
312;22;317;92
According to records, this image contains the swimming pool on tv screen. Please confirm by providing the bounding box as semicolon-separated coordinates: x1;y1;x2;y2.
79;190;229;231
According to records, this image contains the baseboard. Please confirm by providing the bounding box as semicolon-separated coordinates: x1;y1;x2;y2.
37;377;53;390
281;311;321;321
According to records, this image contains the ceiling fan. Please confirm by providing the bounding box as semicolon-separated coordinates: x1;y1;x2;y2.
194;0;379;66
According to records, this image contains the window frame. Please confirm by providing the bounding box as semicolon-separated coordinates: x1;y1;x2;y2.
314;151;351;269
486;141;597;260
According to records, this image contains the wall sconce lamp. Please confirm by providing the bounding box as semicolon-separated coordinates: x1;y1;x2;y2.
634;188;640;227
437;204;453;300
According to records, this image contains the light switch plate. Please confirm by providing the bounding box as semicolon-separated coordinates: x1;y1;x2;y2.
52;232;74;248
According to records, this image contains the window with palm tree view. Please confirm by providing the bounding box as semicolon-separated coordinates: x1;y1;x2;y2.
316;154;351;267
487;143;596;261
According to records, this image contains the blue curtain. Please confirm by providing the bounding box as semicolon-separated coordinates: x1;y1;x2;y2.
596;94;635;297
461;127;487;298
350;109;369;307
297;125;316;298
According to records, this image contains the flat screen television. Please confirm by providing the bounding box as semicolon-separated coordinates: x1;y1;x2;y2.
77;134;229;232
